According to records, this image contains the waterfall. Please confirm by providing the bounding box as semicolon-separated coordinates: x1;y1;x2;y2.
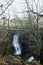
12;34;35;62
26;56;35;62
12;34;22;55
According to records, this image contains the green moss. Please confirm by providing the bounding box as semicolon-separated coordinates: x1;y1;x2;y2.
0;55;41;65
0;55;24;65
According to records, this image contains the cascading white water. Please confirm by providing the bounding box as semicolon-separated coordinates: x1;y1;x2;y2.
26;56;35;62
12;34;22;55
12;35;35;62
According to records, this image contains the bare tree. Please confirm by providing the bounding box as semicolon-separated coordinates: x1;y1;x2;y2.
0;0;14;16
16;0;43;56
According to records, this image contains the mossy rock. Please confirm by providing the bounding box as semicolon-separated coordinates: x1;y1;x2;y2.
0;55;25;65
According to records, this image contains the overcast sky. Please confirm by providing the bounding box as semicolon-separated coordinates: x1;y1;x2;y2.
5;0;26;19
0;0;43;19
9;0;43;19
8;0;27;19
0;0;26;19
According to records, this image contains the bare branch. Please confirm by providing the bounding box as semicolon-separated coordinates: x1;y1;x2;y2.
16;10;43;17
0;32;8;42
0;0;14;16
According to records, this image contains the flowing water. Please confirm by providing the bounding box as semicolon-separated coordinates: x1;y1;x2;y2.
27;56;35;62
12;34;22;55
12;34;35;62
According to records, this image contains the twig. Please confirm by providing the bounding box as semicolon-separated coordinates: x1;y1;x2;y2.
0;32;8;42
